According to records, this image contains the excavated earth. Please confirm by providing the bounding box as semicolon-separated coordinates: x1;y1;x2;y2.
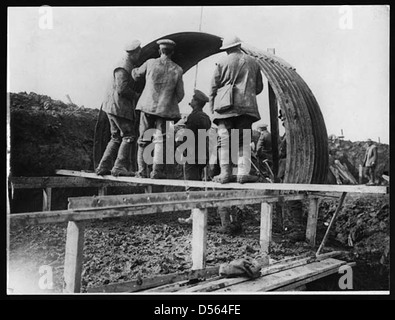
7;92;390;293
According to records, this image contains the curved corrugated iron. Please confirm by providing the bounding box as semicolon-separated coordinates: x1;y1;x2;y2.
97;31;328;183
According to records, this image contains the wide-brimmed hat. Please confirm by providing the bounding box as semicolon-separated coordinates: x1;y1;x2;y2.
220;35;242;50
124;40;141;52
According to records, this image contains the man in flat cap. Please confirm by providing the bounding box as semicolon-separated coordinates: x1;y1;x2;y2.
181;89;212;184
209;35;264;184
132;39;184;179
256;123;272;175
96;40;142;176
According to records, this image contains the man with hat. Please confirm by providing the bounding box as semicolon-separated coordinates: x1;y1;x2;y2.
132;38;184;179
363;138;378;185
209;35;263;184
96;40;142;176
256;123;272;174
181;89;212;184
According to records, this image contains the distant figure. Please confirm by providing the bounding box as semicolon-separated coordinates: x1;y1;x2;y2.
256;123;272;175
209;35;263;184
96;40;142;177
363;139;378;185
132;39;185;179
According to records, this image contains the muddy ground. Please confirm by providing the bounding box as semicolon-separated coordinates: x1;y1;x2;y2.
7;92;390;293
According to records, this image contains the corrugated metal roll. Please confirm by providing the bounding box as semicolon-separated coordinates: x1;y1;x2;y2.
95;32;328;184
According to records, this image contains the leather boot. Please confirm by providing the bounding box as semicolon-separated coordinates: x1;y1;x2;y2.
237;142;259;184
111;139;135;177
95;140;120;175
150;138;166;179
212;128;233;184
151;164;166;179
136;146;148;178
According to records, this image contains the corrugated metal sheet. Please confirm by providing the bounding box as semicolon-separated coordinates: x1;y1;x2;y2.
136;32;329;183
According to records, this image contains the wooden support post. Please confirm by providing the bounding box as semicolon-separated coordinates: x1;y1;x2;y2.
306;197;319;246
63;221;85;293
191;208;207;270
98;186;108;196
268;84;279;178
42;187;52;211
260;202;273;255
316;192;347;256
145;185;153;193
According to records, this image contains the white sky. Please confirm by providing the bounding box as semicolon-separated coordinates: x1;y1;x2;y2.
7;5;389;143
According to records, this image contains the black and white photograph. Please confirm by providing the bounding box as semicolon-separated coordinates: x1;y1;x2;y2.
6;5;390;298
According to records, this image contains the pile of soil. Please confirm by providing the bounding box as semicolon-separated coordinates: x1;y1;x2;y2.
9;92;98;177
328;139;389;184
314;193;390;290
7;92;390;293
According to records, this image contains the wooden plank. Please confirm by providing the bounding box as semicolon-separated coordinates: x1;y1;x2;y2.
191;208;208;270
98;186;108;196
68;189;272;209
56;169;388;194
316;192;347;256
306;197;319;246
275;262;356;291
215;258;346;292
144;276;223;293
10;194;307;227
63;221;85;293
260;202;272;255
8;176;131;189
178;251;345;293
87;266;219;293
42;187;52;211
179;256;311;293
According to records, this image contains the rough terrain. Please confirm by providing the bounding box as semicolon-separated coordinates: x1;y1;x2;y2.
7;92;390;293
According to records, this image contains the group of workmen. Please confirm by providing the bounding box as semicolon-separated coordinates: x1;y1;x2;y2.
96;36;273;184
95;35;274;234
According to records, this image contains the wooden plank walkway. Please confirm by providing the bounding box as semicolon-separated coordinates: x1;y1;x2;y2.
56;169;388;194
215;258;346;293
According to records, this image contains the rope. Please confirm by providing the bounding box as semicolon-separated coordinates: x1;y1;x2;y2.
193;6;204;90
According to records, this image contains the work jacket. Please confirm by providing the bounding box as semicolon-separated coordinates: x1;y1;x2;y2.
132;56;184;120
210;51;263;123
102;55;138;120
185;109;212;164
256;129;272;160
363;144;378;167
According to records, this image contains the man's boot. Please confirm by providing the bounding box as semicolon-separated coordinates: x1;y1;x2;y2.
96;140;120;175
213;131;233;184
111;138;135;177
136;146;148;178
150;139;166;179
237;143;259;184
218;206;232;234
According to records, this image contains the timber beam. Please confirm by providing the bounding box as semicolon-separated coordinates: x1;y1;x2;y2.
56;169;388;194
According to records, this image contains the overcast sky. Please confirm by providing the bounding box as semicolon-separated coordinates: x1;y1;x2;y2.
7;5;389;143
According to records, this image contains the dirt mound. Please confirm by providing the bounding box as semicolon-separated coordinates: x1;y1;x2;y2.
9;92;98;177
316;193;390;289
328;139;389;184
